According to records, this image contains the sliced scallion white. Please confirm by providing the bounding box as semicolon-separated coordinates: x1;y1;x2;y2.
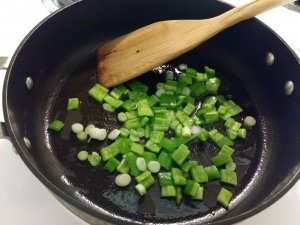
182;126;192;136
136;157;147;171
244;116;256;127
71;123;84;133
89;127;107;140
148;161;161;173
191;125;201;135
108;129;121;140
117;112;127;122
85;124;95;135
115;174;131;187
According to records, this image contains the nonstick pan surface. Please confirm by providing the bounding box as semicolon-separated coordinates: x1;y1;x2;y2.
3;0;300;224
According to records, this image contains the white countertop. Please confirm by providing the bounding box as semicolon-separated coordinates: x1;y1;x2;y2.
0;0;300;225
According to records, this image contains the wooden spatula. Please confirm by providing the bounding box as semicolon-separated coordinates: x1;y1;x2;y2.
97;0;291;88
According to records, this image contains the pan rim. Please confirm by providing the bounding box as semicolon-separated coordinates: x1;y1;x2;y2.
3;0;300;224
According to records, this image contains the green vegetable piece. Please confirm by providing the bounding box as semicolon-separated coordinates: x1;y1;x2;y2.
198;128;209;142
142;151;157;163
175;110;194;127
226;128;238;140
103;94;123;109
137;99;154;117
126;110;138;119
88;152;101;166
157;151;173;170
110;84;127;99
203;110;219;124
145;140;162;153
130;142;144;156
204;165;220;180
196;72;208;82
67;98;79;111
135;184;146;196
164;80;178;92
218;105;228;115
124;118;141;130
181;160;198;173
238;128;247;138
160;94;177;109
178;74;192;85
88;83;109;103
77;150;89;161
158;172;173;186
220;169;238;186
100;141;120;161
103;103;115;112
171;167;186;186
206;77;221;93
189;82;207;97
159;137;177;152
127;80;148;92
147;95;159;107
185;67;198;78
76;131;88;141
121;99;137;111
192;186;204;200
126;152;141;176
204;66;216;77
116;137;132;155
183;179;200;197
171;144;190;166
183;102;196;116
172;135;197;147
135;171;155;189
117;157;130;174
161;185;177;197
190;165;208;183
176;187;183;205
104;157;120;172
211;153;233;167
128;91;148;100
150;130;165;144
48;119;64;132
217;187;233;208
220;145;234;156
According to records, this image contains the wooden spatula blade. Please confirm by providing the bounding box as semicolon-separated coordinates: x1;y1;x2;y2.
97;20;212;88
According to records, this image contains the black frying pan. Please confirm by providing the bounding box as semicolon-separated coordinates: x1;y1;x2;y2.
2;0;300;224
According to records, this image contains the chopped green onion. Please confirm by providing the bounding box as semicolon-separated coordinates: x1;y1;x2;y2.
88;152;101;166
161;185;177;197
108;129;121;140
76;131;88;141
88;83;109;103
135;183;146;196
104;157;120;172
136;157;147;171
48;119;64;132
217;187;233;208
67;98;79;111
244;116;256;127
115;173;131;187
147;161;161;173
71;123;84;133
77;150;89;161
89;127;107;140
117;112;128;122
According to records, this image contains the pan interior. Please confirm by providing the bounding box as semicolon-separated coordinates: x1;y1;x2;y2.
30;43;265;224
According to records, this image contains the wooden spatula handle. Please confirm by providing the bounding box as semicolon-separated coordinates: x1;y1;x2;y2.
215;0;292;29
